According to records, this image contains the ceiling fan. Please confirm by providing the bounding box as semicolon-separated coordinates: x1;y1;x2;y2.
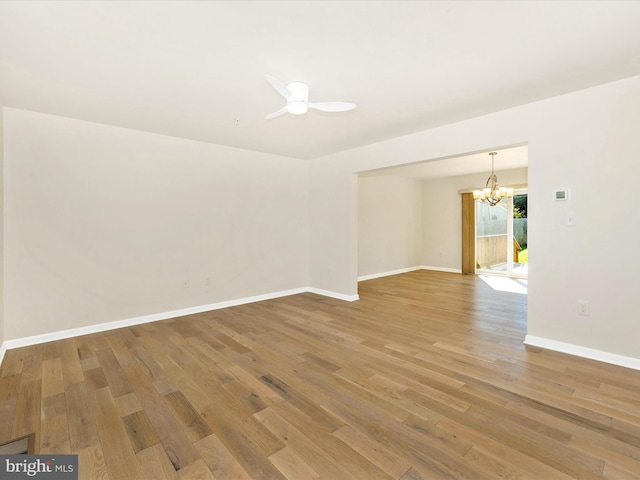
265;75;356;120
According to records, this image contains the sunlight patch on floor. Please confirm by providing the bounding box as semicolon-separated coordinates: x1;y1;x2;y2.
479;275;528;294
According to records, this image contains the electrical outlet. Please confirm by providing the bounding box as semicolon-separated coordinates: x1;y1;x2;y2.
577;301;589;316
205;277;211;286
183;280;189;289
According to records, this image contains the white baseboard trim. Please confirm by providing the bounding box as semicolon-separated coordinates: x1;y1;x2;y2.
358;266;423;282
307;287;359;302
420;265;463;274
0;286;355;357
524;335;640;371
0;342;7;369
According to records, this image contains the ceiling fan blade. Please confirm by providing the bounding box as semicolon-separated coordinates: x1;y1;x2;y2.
308;101;356;113
265;75;295;101
265;106;288;120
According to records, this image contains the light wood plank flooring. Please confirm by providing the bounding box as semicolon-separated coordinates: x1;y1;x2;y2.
1;270;640;479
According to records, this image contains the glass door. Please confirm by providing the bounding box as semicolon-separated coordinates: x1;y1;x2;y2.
475;192;527;278
512;193;528;277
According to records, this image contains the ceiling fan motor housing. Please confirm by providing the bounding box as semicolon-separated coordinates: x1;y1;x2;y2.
286;82;309;114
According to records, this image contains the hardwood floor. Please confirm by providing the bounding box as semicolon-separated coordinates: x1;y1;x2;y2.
1;270;640;479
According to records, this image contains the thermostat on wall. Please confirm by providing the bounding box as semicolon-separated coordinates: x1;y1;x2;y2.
553;189;570;201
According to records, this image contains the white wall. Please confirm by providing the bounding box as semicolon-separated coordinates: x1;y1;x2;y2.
308;166;358;296
421;168;528;271
309;75;640;362
0;96;4;350
3;108;309;340
358;175;422;277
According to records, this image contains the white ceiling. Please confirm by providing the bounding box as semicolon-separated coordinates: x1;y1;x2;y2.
1;1;640;162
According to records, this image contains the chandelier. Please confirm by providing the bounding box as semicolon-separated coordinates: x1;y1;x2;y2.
473;152;514;206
